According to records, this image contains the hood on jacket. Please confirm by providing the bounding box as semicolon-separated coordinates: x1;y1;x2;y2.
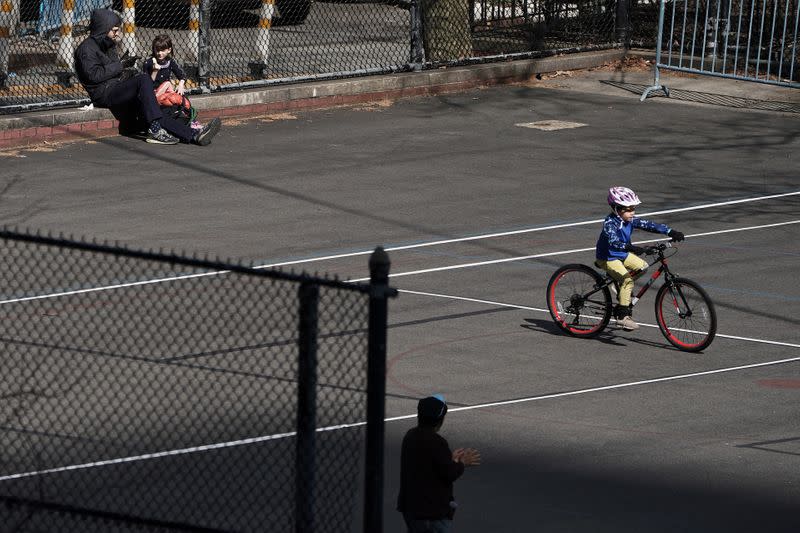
89;9;122;38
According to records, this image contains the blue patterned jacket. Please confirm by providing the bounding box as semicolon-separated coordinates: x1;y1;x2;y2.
596;213;671;260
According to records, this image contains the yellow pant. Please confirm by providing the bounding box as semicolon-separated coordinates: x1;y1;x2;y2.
596;254;648;306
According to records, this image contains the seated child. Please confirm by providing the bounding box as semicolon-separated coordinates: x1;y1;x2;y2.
143;34;202;133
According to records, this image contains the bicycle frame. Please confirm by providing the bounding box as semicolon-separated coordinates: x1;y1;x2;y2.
630;261;670;306
601;248;693;318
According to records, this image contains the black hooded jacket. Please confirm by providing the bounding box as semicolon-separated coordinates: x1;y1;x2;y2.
74;9;124;104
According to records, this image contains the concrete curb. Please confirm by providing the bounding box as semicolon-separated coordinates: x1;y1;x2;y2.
0;49;626;149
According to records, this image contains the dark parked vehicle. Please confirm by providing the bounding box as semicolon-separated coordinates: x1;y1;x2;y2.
112;0;311;29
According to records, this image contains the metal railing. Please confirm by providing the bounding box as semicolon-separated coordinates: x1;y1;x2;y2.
642;0;800;99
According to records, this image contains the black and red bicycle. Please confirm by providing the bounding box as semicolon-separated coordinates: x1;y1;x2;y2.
546;242;716;352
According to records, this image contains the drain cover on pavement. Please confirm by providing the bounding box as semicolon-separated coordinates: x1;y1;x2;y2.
516;120;587;131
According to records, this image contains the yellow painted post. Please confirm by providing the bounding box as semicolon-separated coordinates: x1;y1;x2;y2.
121;0;137;56
56;0;75;70
187;0;200;62
248;0;273;77
0;0;12;83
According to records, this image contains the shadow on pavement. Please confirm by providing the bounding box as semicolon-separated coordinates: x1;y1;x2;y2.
601;79;800;113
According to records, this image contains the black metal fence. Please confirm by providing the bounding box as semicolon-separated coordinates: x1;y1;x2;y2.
0;229;396;532
0;0;662;114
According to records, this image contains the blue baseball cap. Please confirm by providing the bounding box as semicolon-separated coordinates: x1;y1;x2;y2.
418;394;448;421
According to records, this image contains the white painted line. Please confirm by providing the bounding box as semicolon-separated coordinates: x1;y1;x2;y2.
3;219;795;307
397;288;800;350
444;354;800;415
3;349;798;482
262;190;800;265
516;120;587;130
1;196;797;306
347;219;800;282
0;271;228;306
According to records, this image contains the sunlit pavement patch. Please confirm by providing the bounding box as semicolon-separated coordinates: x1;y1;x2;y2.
757;379;800;389
515;120;587;131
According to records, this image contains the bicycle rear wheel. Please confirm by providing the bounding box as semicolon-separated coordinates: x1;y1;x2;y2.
655;277;717;352
547;264;612;338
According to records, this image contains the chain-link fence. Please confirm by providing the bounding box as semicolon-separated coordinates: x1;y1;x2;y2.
0;229;396;532
0;0;653;114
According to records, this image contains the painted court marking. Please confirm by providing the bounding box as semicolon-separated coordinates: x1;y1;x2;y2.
348;219;800;282
1;192;799;481
2;352;798;482
1;194;799;306
515;120;587;130
396;288;800;350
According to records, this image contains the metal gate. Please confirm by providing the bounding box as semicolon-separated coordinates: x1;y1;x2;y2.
642;0;800;99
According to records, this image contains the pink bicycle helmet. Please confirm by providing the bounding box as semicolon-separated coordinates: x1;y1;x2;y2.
607;186;642;207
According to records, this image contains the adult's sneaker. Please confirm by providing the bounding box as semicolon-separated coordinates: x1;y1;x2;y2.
146;128;179;145
193;118;221;146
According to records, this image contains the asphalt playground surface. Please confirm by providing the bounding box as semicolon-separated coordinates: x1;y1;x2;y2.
1;66;799;532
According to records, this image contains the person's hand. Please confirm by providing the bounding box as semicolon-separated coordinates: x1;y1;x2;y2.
152;58;161;70
668;229;685;242
120;52;139;69
176;80;186;95
453;448;481;467
626;243;647;256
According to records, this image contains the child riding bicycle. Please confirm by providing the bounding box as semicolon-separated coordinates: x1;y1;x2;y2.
596;187;684;331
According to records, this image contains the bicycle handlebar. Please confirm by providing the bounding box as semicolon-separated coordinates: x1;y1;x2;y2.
645;241;676;255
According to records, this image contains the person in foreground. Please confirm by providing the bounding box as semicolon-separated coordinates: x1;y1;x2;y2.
74;9;220;146
397;394;481;533
596;186;685;331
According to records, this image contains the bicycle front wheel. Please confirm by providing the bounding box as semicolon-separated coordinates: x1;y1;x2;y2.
655;277;717;352
547;264;612;338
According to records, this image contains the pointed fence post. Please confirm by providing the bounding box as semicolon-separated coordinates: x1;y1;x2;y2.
296;282;319;533
364;247;391;533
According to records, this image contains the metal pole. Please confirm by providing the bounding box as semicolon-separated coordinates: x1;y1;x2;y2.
409;0;424;70
364;247;391;533
641;0;669;100
615;0;630;47
198;0;212;91
296;282;319;533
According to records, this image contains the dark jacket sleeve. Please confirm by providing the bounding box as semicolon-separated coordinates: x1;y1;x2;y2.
142;56;155;76
432;437;465;483
171;59;186;81
75;37;122;86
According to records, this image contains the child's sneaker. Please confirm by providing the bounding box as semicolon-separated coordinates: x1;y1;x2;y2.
616;315;639;331
193;117;221;146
